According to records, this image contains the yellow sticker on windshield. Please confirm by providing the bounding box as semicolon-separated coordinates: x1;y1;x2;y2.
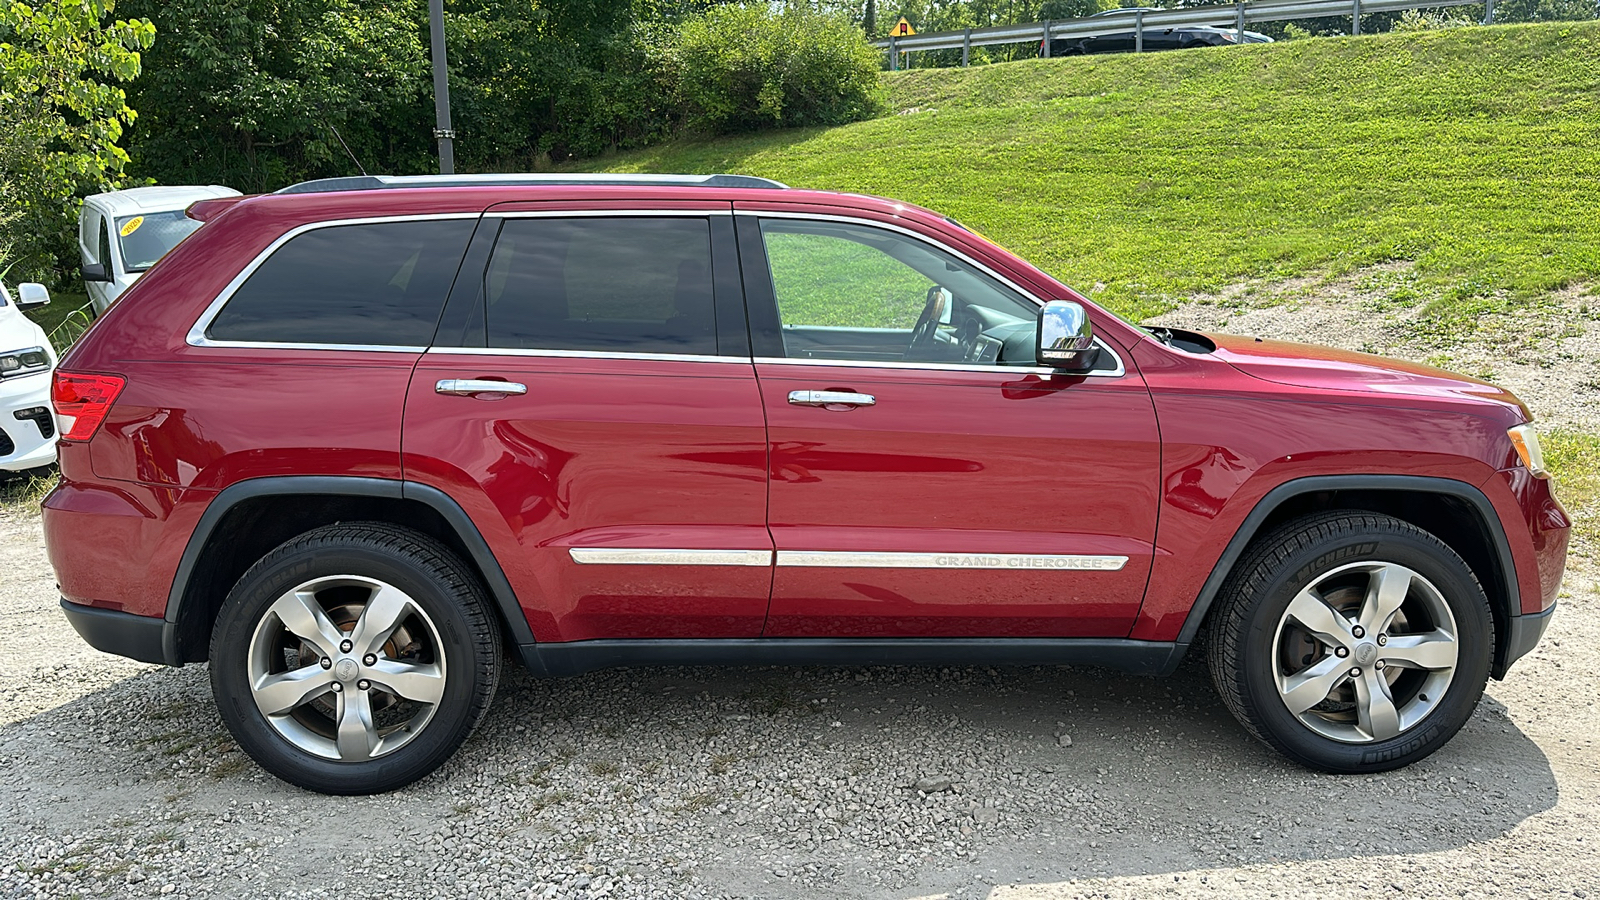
120;216;144;236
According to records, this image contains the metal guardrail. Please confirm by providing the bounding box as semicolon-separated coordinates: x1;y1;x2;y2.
874;0;1489;68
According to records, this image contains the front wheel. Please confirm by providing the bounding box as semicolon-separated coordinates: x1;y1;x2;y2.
210;523;501;794
1208;512;1493;772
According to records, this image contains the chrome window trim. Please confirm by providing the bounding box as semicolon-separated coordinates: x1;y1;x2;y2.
752;339;1125;378
776;551;1129;571
740;210;1128;378
426;347;747;364
569;548;772;567
185;213;481;351
485;208;731;219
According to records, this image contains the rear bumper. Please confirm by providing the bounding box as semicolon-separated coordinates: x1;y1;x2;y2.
1497;600;1555;678
59;598;172;665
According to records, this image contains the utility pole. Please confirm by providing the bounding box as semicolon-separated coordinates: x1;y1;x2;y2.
428;0;455;174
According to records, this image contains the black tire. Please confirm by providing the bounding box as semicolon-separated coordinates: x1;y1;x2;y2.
1207;511;1493;773
209;522;501;794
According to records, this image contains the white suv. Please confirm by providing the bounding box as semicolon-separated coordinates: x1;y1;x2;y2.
0;281;57;472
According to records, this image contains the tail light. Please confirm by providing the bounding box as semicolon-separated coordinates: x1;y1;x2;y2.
52;371;126;441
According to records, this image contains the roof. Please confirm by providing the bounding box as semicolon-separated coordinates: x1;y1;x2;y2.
83;185;242;217
274;173;789;194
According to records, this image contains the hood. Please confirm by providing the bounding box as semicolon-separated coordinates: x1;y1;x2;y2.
0;300;51;356
1204;332;1530;419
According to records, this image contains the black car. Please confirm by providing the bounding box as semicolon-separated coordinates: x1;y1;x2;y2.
1041;7;1273;56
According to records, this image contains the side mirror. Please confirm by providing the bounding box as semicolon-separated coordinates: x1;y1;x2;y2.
16;283;51;309
81;262;111;283
1036;300;1098;370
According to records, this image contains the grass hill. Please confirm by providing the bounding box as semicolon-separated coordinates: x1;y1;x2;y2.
597;21;1600;327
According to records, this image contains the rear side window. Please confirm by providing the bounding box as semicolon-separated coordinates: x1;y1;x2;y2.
207;219;474;346
484;217;716;355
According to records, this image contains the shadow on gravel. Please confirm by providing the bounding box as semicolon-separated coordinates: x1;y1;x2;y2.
0;657;1556;900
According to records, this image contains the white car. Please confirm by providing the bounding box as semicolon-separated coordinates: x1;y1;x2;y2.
80;185;240;314
0;282;58;473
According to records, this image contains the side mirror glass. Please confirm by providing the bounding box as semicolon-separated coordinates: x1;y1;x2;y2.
81;262;110;283
16;283;51;309
1036;300;1097;370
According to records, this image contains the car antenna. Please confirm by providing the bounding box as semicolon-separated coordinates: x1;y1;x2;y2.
324;119;368;176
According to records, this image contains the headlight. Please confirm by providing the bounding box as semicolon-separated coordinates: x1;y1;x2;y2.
0;346;50;375
1507;424;1549;478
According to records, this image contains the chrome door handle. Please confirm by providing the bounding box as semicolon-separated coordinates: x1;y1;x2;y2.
787;390;876;408
436;379;527;397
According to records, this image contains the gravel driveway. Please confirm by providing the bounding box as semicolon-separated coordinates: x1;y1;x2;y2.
5;280;1599;899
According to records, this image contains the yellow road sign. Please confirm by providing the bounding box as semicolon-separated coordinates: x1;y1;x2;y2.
893;16;916;37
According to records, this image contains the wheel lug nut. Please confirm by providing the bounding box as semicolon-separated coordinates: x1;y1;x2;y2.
363;654;377;666
1377;635;1388;646
1376;661;1386;670
320;658;331;670
1352;626;1365;639
1335;647;1349;658
357;680;371;691
1349;667;1362;678
340;639;353;653
330;682;342;692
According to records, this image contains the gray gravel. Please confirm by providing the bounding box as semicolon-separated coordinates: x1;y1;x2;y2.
4;279;1599;899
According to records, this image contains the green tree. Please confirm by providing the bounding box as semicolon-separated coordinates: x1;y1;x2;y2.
0;0;154;282
121;0;433;192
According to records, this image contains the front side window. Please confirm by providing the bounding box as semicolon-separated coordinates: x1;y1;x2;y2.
758;219;1039;365
207;219;474;346
116;210;205;273
484;217;717;355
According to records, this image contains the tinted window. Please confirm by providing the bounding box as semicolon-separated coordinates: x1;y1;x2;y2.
484;217;716;355
208;219;473;346
759;219;1038;365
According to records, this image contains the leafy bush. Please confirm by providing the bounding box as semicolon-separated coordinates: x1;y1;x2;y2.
675;4;883;134
0;1;154;284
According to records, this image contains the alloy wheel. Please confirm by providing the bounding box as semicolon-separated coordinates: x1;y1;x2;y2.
246;575;447;761
1270;561;1460;743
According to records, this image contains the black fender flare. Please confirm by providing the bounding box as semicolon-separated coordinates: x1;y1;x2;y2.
162;475;536;666
1170;474;1521;670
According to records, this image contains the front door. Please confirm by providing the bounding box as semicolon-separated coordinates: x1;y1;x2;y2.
403;204;773;642
735;211;1162;638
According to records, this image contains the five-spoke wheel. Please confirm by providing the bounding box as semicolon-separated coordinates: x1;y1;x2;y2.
1272;561;1459;743
248;576;448;762
211;523;500;794
1209;512;1492;773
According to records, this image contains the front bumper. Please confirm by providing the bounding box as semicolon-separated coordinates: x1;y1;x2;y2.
1498;600;1556;678
60;598;170;665
0;371;58;472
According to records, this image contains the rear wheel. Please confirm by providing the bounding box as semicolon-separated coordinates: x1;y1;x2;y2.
1208;512;1493;772
210;523;501;794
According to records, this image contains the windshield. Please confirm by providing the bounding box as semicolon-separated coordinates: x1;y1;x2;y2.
115;210;204;273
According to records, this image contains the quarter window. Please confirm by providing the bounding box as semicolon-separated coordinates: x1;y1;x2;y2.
206;219;474;346
484;217;717;355
758;219;1039;365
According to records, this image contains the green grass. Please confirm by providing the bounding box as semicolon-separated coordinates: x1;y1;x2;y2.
1546;430;1600;540
591;22;1600;324
22;291;95;354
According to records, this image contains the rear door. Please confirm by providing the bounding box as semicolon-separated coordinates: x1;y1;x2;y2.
402;201;773;642
735;209;1162;638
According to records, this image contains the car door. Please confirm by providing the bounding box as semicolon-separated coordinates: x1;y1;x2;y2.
734;209;1161;638
403;201;773;642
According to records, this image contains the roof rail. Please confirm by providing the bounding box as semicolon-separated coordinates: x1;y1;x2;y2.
274;173;789;194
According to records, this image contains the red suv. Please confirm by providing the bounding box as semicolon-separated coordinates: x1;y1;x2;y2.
44;174;1567;794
